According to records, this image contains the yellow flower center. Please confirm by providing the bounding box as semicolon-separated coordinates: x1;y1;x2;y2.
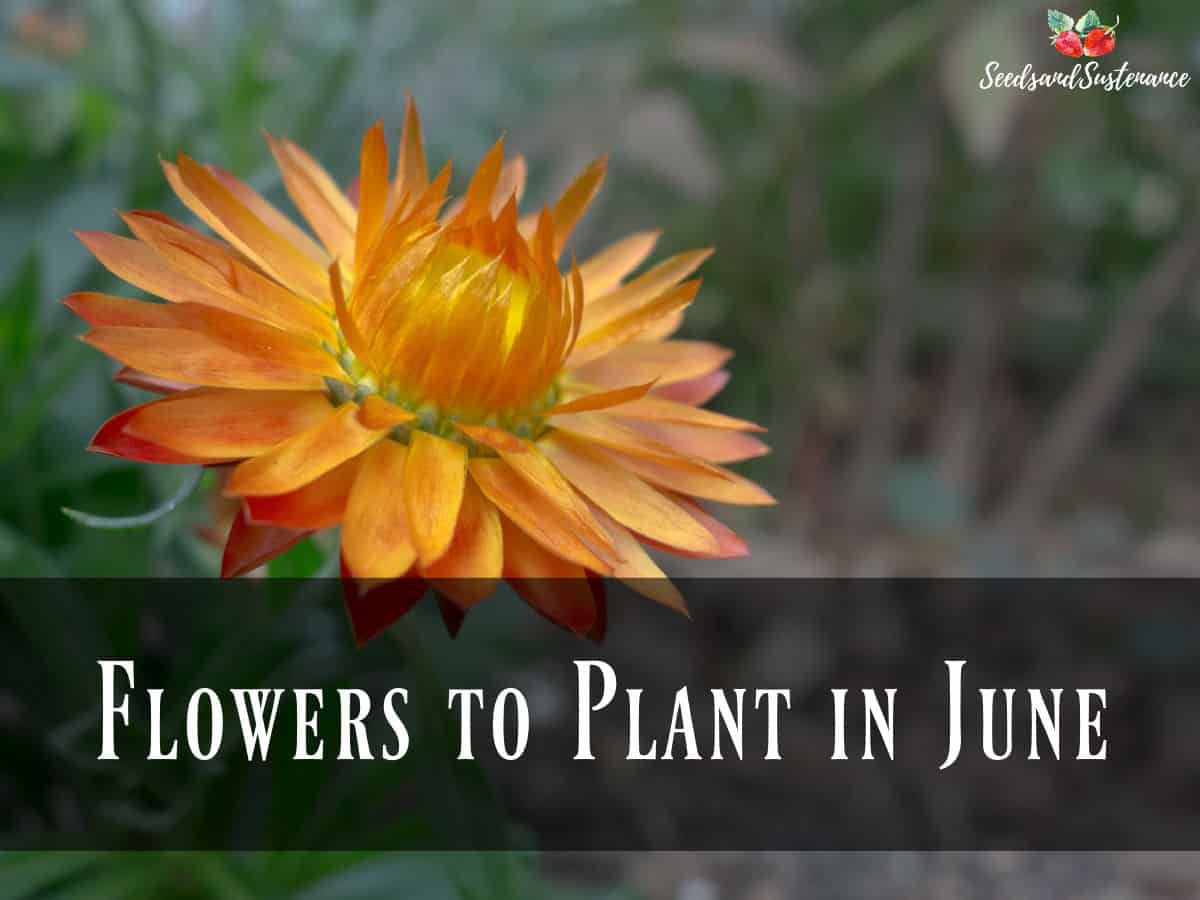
330;219;580;440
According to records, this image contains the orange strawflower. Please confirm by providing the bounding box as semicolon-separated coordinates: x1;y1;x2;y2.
69;100;772;637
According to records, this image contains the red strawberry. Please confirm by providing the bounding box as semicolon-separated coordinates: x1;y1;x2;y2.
1084;25;1116;57
1053;29;1083;57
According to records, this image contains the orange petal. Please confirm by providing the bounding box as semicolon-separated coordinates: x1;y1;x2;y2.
356;394;416;429
403;430;468;567
393;95;429;207
578;229;661;300
594;445;776;506
222;506;309;577
341;440;417;579
569;280;701;368
225;403;386;496
456;423;530;454
491;155;527;216
586;502;688;615
123;389;333;458
120;210;335;341
610;395;766;431
207;164;329;265
581;248;712;333
552;157;607;256
113;366;192;394
539;432;719;556
494;443;618;563
172;154;330;301
568;340;731;388
469;457;612;574
455;137;505;223
658;493;750;559
419;479;503;608
619;418;770;463
501;517;597;634
89;403;229;464
266;133;356;262
655;370;730;405
245;456;359;530
355;121;389;272
74;295;342;380
541;380;655;416
549;411;731;477
76;231;243;312
83;327;326;391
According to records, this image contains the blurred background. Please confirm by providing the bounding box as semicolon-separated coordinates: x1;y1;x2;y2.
3;0;1200;896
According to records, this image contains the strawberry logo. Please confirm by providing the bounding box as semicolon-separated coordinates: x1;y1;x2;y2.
1048;9;1120;58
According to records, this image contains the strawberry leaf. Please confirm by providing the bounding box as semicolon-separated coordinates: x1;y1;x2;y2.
1074;9;1101;33
1048;9;1075;33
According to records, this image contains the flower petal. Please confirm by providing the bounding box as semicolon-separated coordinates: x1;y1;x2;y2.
619;418;771;463
594;445;776;506
245;456;359;530
404;430;468;567
341;440;417;580
113;366;192;395
89;403;229;464
121;210;335;340
469;457;613;574
356;394;416;429
123;389;333;458
340;563;427;646
419;478;503;608
83;327;326;391
568;280;701;367
392;95;429;208
586;501;688;615
266;133;356;262
226;403;386;496
552;157;607;256
580;248;712;333
355;121;389;272
540;380;655;416
171;154;330;301
539;432;719;556
207;164;329;265
501;517;597;634
578;229;661;300
610;395;766;431
656;493;750;559
221;506;309;577
569;340;730;388
76;231;247;312
654;370;730;405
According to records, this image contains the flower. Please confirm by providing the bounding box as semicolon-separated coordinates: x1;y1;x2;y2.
69;99;773;637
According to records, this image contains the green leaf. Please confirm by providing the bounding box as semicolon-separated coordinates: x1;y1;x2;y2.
1074;9;1101;33
1047;9;1075;33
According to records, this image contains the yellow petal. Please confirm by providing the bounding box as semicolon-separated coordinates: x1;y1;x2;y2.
124;389;333;458
404;431;468;567
578;229;661;299
419;479;503;608
341;440;417;580
225;403;386;496
540;432;718;555
83;327;325;392
357;394;416;429
469;457;612;574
